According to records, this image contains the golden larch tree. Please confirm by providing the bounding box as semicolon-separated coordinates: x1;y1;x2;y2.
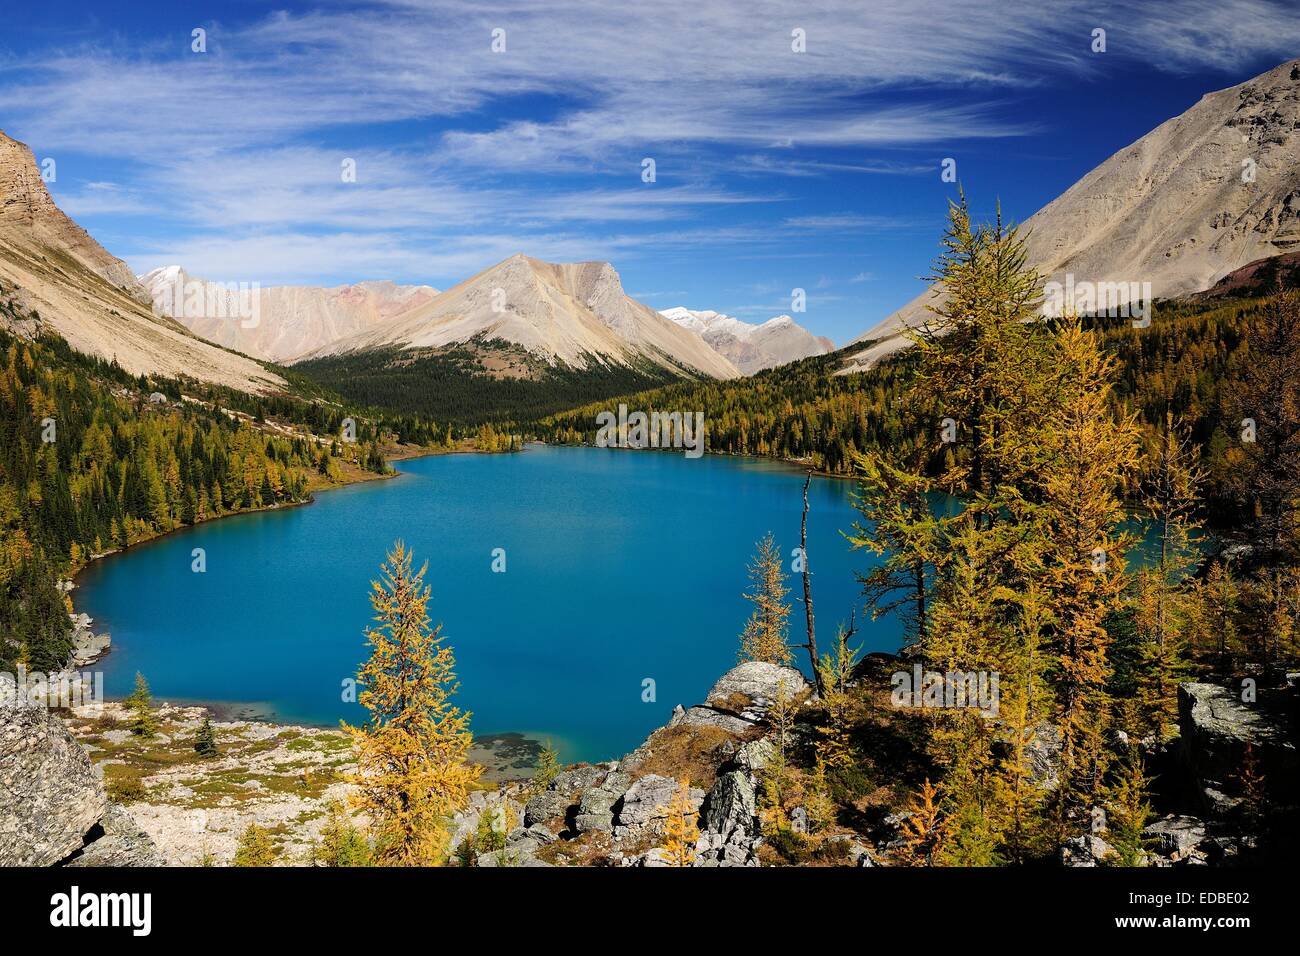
345;541;480;866
739;531;792;665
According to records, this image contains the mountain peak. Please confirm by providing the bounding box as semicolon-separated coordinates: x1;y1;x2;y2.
304;254;739;379
662;306;832;374
848;56;1300;368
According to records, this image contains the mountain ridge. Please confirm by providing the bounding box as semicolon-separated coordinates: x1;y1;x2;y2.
843;57;1300;371
139;265;440;363
305;253;740;380
0;129;284;393
661;306;834;374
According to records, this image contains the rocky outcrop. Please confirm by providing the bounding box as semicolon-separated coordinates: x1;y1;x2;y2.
0;701;106;866
617;774;704;829
1178;681;1298;811
65;803;165;868
705;661;809;707
0;130;285;394
1059;834;1114;867
1;700;160;867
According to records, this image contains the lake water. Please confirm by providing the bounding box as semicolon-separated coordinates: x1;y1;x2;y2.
78;445;890;763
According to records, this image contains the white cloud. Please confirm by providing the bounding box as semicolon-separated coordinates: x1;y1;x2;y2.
4;0;1297;286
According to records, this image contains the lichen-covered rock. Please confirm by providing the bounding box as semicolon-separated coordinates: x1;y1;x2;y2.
1058;834;1113;867
617;774;703;827
703;771;756;843
550;765;610;796
706;662;809;708
0;702;106;866
573;812;614;833
65;803;163;868
1178;682;1298;810
524;790;571;827
669;706;754;735
735;737;776;773
1144;815;1208;858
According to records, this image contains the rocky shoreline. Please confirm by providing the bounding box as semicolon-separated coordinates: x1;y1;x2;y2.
3;652;1296;867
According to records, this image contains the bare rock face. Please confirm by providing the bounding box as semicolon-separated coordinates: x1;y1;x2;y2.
303;254;740;380
65;803;165;868
0;701;106;866
661;307;834;374
139;266;440;363
0;132;145;298
847;58;1300;369
1177;682;1298;802
0;128;284;393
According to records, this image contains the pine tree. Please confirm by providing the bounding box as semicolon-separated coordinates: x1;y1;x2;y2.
344;541;481;866
232;823;277;867
125;671;157;738
194;713;219;758
738;532;792;665
659;779;700;867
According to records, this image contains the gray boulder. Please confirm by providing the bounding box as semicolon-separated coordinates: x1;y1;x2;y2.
1178;682;1297;793
551;765;609;796
735;737;777;773
523;790;571;827
573;812;614;833
669;706;754;735
703;771;757;842
0;702;107;866
1058;834;1113;867
617;774;703;827
706;662;809;708
66;803;163;868
1144;815;1208;858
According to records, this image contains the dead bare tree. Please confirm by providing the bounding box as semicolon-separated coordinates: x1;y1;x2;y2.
799;471;824;696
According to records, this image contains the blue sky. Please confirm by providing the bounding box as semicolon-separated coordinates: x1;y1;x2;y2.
2;1;1298;345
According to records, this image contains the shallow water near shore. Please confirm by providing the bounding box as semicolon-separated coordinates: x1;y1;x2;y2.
77;444;884;763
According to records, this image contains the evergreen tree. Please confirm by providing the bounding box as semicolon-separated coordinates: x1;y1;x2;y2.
125;672;157;738
1132;417;1203;740
898;778;947;867
194;713;219;758
1103;749;1155;867
1039;320;1139;820
344;541;480;866
314;800;373;867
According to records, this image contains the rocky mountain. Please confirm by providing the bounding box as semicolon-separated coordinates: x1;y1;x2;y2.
139;266;439;364
0;129;284;393
304;254;740;379
660;307;834;374
844;57;1300;371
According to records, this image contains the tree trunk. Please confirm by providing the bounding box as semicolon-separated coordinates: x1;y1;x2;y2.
800;472;823;696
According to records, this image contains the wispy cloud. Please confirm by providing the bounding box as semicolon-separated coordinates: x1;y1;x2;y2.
4;0;1298;298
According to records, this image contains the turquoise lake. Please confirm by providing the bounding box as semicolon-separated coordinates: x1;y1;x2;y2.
77;444;891;763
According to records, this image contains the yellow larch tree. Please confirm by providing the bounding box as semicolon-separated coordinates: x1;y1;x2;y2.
345;541;481;866
738;531;792;665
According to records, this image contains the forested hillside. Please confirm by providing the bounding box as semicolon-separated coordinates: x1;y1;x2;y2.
0;293;403;674
294;341;686;425
538;290;1282;515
